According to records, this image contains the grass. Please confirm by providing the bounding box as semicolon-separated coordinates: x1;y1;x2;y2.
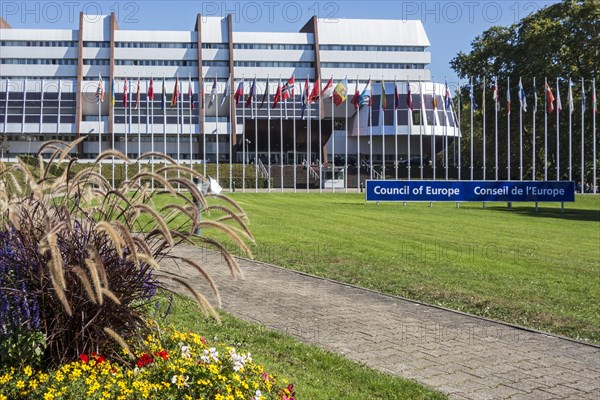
161;293;447;400
179;193;600;344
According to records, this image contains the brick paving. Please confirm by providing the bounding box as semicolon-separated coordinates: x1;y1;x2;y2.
160;246;600;400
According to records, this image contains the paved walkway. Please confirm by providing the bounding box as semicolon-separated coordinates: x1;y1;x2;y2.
160;246;599;400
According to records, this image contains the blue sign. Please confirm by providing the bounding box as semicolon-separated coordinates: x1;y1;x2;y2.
366;181;575;203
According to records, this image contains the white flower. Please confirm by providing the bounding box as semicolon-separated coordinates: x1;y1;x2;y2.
201;347;219;363
253;390;262;400
180;345;191;359
171;374;190;388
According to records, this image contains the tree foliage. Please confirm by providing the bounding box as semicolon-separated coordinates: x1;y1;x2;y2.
450;0;599;181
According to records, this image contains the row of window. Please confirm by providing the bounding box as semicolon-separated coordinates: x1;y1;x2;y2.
84;59;110;65
2;59;78;65
320;45;426;52
116;42;198;49
84;41;109;48
233;43;313;50
3;115;75;123
115;60;199;66
1;93;77;100
234;61;313;68
321;62;426;70
1;40;76;47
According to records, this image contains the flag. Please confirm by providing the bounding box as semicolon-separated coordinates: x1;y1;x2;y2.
258;77;269;110
188;76;194;110
309;77;320;103
533;78;538;113
301;78;309;118
469;80;476;110
135;77;141;109
545;81;555;113
282;75;295;101
245;78;256;108
381;80;387;110
568;79;574;113
148;77;155;101
208;177;222;195
161;78;166;110
556;82;562;113
208;76;217;108
407;81;413;111
220;76;230;107
506;81;511;114
432;88;438;109
333;79;348;106
321;77;334;98
394;83;400;110
96;74;104;103
444;79;451;109
493;78;500;111
359;79;372;107
123;77;128;107
273;83;282;109
518;78;527;112
352;78;360;110
110;78;115;107
171;77;179;108
234;81;244;105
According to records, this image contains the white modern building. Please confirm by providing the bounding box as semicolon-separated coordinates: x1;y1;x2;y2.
0;13;459;187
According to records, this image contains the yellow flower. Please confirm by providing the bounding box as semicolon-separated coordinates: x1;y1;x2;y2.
0;394;8;400
43;392;55;400
23;366;33;377
16;380;25;389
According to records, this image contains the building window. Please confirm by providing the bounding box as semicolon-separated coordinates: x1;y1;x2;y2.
83;41;110;48
320;45;426;52
115;60;199;67
115;42;197;49
0;40;77;47
233;43;313;50
321;62;427;70
202;43;229;49
1;59;78;65
233;61;314;68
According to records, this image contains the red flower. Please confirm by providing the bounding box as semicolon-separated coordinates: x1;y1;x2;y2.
79;354;89;363
136;353;154;368
154;350;169;360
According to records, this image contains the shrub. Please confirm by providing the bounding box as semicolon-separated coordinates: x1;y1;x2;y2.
0;139;253;368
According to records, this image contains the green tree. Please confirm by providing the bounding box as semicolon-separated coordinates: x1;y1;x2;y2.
451;0;600;183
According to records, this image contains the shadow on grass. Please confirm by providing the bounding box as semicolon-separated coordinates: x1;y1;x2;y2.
486;205;600;222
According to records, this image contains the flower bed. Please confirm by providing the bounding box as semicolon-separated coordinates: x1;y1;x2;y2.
0;326;296;400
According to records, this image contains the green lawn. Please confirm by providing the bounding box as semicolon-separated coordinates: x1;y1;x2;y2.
164;294;447;400
193;193;599;344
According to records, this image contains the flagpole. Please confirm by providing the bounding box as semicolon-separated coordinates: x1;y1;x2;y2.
202;77;207;178
293;76;297;192
394;77;398;181
308;77;312;193
229;77;233;192
419;78;424;180
381;77;386;181
98;78;102;171
345;77;349;192
482;77;486;180
457;76;462;181
356;76;361;190
432;79;437;180
470;76;474;181
39;80;44;153
112;79;116;188
137;77;141;178
369;77;374;181
280;76;284;192
568;77;572;181
407;77;412;181
556;78;560;181
126;78;131;182
178;77;183;185
163;76;167;181
545;77;548;181
532;77;537;180
254;77;258;192
215;76;220;184
189;76;193;181
519;77;523;181
507;76;511;180
319;77;324;192
581;78;585;193
150;76;154;190
444;79;449;181
267;77;272;193
331;77;335;192
241;77;246;192
494;77;499;180
593;77;597;194
146;82;150;183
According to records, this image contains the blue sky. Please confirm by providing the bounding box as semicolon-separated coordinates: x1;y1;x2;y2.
2;0;559;83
